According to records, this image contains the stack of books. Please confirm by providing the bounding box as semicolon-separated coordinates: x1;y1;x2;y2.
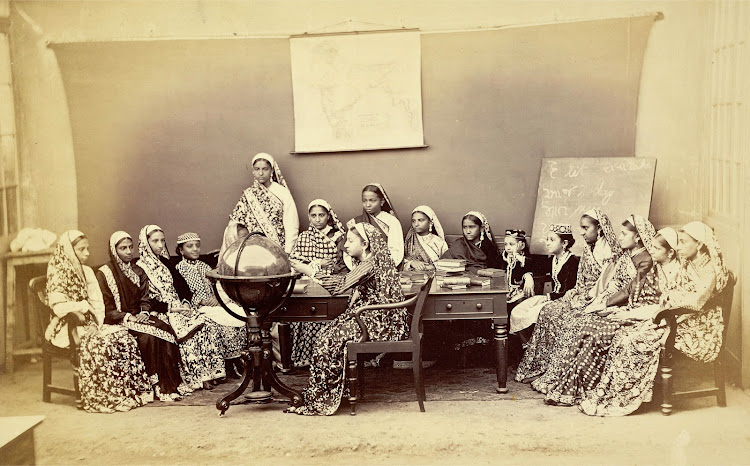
440;276;471;290
435;259;467;276
469;276;491;287
400;270;428;284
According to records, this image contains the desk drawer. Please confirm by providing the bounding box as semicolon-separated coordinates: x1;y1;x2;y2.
432;297;494;316
279;301;330;319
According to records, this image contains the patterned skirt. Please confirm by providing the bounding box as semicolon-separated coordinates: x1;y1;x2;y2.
287;308;407;416
674;308;723;363
291;321;326;367
78;325;153;413
579;317;666;416
170;313;226;388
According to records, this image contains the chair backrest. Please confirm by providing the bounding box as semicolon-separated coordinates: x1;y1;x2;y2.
715;270;736;341
408;276;435;340
28;275;52;340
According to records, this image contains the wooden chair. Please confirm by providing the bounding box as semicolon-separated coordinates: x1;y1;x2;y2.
28;276;83;405
345;276;434;415
654;271;736;415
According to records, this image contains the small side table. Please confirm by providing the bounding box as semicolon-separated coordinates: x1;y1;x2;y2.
0;416;45;465
2;249;53;373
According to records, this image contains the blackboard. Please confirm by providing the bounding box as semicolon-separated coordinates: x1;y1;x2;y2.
530;157;656;256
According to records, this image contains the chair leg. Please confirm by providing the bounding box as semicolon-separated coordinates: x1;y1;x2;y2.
347;358;358;416
660;362;673;416
357;356;365;400
412;350;425;412
42;352;52;403
715;358;727;407
73;365;82;409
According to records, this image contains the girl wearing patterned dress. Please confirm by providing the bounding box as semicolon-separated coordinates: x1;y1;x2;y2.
223;152;299;255
345;183;404;268
542;215;656;405
287;223;408;415
515;209;623;385
403;205;448;271
288;199;347;367
46;230;152;412
137;225;226;390
175;232;247;379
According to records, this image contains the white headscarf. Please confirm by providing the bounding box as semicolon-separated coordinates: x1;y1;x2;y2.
252;152;288;188
412;205;445;239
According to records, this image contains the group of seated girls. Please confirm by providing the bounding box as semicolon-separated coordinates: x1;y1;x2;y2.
44;152;728;418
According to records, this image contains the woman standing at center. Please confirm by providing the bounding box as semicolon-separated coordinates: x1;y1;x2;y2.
346;183;403;268
223;152;299;254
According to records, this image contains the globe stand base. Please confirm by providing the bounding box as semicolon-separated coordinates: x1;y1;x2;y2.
216;325;303;416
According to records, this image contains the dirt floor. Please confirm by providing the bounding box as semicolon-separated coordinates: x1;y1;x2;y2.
2;357;750;465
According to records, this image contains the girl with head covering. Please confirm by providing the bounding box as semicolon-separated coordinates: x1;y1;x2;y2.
136;225;226;390
516;209;623;384
441;211;502;273
501;229;536;307
670;221;729;363
96;231;187;401
510;223;579;335
175;232;247;379
288;199;347;367
47;230;152;412
346;183;404;267
223;152;299;255
403;205;448;271
288;223;407;415
542;215;658;406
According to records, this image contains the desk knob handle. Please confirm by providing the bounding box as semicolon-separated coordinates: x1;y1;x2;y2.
310;306;316;314
446;304;452;310
280;306;287;313
476;303;483;310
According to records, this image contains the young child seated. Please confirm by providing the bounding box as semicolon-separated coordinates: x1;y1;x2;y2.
501;229;536;309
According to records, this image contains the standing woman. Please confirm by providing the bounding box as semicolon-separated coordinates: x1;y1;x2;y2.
289;199;347;367
346;183;404;268
97;231;186;401
441;211;503;273
137;225;226;390
403;205;448;271
46;230;152;412
223;152;299;254
516;209;622;384
288;224;408;415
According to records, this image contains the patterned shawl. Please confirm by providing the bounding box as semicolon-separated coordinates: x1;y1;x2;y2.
289;199;345;274
681;221;728;292
628;214;657;252
136;225;182;308
176;259;214;307
584;208;623;264
350;223;405;309
47;230;88;303
404;205;445;265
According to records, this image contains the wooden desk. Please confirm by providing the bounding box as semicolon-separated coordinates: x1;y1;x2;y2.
0;415;45;465
2;249;53;373
274;277;511;393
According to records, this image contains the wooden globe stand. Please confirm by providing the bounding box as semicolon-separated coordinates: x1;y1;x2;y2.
207;267;303;416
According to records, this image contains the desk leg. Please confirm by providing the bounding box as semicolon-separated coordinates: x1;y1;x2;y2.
494;320;508;394
277;322;293;373
5;263;15;373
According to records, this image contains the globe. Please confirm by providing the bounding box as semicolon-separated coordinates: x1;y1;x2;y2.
207;232;298;315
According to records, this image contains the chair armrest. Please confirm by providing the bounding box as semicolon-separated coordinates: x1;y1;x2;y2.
653;307;693;324
352;297;418;343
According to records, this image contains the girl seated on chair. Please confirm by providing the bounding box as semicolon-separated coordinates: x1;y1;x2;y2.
97;231;187;402
288;223;407;416
288;199;347;368
346;183;404;268
403;205;448;271
175;232;246;379
501;229;536;310
137;225;226;391
47;230;152;412
441;211;502;273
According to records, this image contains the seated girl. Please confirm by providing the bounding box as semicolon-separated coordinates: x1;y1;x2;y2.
542;214;657;406
441;211;502;273
137;225;226;390
97;231;187;401
516;209;623;385
288;199;347;367
345;183;404;268
403;205;448;271
47;230;152;412
501;229;536;309
175;232;246;379
510;224;579;337
288;224;408;415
